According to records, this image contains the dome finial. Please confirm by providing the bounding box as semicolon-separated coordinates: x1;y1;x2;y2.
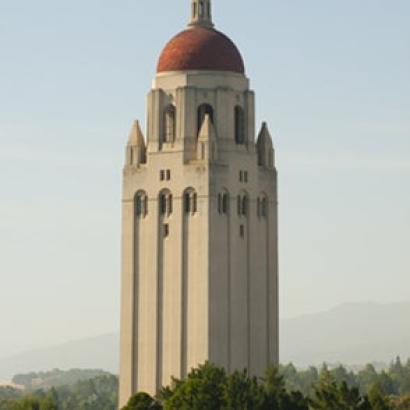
189;0;214;29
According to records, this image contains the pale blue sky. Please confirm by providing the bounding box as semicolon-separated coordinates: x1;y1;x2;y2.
0;0;409;358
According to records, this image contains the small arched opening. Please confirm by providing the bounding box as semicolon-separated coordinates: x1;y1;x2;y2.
257;194;269;218
218;190;230;215
159;189;173;217
237;191;249;217
135;191;148;218
184;188;198;215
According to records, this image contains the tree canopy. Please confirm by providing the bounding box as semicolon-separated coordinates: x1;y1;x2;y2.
3;359;410;410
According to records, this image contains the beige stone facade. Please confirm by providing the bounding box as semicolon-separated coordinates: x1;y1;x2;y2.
119;2;278;407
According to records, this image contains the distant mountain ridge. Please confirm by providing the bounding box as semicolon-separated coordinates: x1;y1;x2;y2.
0;334;118;381
0;302;409;380
280;301;410;367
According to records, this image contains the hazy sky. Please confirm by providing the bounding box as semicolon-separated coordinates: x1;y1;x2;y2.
0;0;409;359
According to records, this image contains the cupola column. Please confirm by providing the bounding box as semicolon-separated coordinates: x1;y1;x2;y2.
189;0;214;29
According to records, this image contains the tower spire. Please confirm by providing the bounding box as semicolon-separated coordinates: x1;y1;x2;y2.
189;0;214;29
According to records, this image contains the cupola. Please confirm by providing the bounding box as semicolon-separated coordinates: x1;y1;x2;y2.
157;0;245;74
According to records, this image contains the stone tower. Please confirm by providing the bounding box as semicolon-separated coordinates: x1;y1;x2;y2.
119;1;279;406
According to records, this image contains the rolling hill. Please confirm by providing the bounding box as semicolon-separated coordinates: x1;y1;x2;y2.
280;301;410;367
1;302;409;380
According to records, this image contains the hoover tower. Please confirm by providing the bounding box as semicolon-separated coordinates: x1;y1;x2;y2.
119;1;279;405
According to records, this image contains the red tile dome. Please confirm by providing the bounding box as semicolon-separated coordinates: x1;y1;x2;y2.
157;26;245;74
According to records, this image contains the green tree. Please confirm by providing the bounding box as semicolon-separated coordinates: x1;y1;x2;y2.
222;370;264;409
121;392;162;410
292;366;319;397
10;395;42;410
358;364;379;394
162;362;226;410
394;394;410;410
310;368;371;410
330;365;357;388
367;384;392;410
263;366;308;410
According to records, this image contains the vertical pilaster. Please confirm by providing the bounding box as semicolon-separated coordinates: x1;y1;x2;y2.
119;199;136;408
147;89;165;153
137;195;159;394
270;172;280;364
209;191;230;370
161;196;184;385
245;91;255;147
216;88;230;142
176;86;197;162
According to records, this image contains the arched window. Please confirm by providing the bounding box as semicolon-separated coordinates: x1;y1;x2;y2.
218;191;229;215
235;106;245;145
257;195;269;218
242;196;248;216
222;192;229;214
135;191;148;218
261;197;268;218
199;1;204;17
184;188;198;215
159;190;173;216
197;104;214;134
164;105;176;143
237;192;248;217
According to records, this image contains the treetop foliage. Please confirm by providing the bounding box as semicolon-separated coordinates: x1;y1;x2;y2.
12;369;111;391
123;359;410;410
2;358;410;409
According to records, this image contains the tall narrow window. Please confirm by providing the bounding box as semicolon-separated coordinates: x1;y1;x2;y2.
257;195;268;218
184;192;190;213
222;193;229;214
135;191;148;218
218;191;229;215
159;190;173;216
235;106;245;144
168;194;173;215
192;193;197;213
184;189;198;215
160;194;167;215
164;105;176;143
197;104;214;134
237;192;249;217
242;196;248;216
261;197;268;217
